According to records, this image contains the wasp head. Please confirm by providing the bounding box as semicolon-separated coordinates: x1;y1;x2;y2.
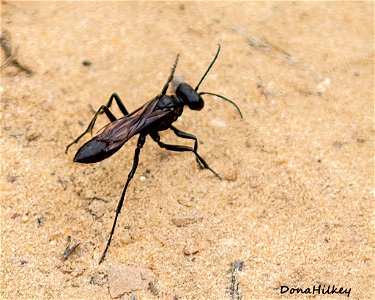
175;82;204;111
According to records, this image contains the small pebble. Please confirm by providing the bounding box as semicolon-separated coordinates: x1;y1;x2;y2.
210;118;227;128
183;240;203;255
108;264;155;298
8;175;18;183
10;129;25;138
82;60;92;66
317;77;331;94
90;273;106;286
171;216;202;227
26;132;41;141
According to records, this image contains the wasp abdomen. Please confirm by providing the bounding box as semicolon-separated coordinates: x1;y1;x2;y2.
73;138;122;163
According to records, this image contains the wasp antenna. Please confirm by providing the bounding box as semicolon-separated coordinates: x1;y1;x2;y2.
199;91;243;119
195;44;221;91
173;54;180;71
161;53;180;96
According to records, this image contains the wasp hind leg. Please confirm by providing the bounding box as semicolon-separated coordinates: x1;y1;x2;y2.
66;93;130;153
103;92;130;116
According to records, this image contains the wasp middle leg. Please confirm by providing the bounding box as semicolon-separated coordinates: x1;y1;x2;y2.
99;134;146;264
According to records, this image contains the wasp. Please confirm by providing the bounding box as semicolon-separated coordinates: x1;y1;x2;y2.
66;45;243;263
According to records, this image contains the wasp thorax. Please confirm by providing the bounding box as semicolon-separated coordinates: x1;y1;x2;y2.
175;82;204;111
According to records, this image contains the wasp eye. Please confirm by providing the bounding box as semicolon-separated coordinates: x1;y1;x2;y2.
176;83;204;111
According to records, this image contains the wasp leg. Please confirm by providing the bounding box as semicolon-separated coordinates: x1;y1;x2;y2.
103;92;130;116
169;125;204;169
150;132;221;180
99;134;146;264
65;93;131;153
160;54;180;96
65;105;116;153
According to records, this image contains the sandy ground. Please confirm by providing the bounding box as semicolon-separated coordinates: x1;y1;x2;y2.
1;1;374;299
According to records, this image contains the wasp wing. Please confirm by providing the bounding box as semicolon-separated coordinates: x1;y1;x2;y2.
74;97;171;164
96;97;170;151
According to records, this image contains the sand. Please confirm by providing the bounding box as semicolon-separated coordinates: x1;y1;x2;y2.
1;1;374;299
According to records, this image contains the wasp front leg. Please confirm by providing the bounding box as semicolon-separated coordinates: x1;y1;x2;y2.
150;132;221;180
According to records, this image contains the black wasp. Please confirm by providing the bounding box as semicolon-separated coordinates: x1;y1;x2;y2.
66;45;243;264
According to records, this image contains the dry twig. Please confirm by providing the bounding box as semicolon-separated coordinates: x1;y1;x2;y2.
1;29;34;75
